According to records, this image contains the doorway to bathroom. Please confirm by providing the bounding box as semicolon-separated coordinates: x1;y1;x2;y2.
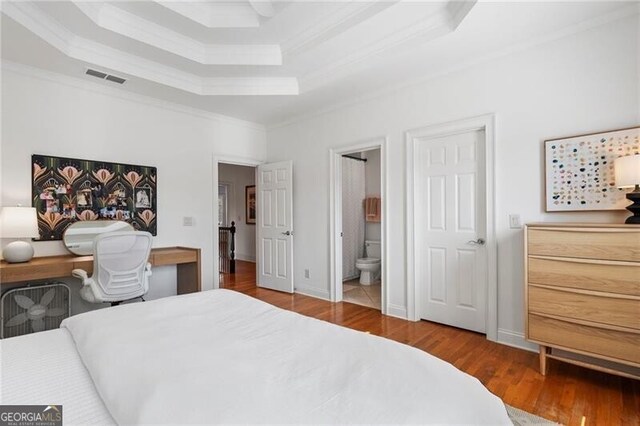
329;139;387;313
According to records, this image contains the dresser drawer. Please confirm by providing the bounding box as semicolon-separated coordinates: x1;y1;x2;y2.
528;256;640;296
527;228;640;262
529;286;640;330
529;314;640;364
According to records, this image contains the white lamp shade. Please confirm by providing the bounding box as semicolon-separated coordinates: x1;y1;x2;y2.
0;207;40;238
614;154;640;189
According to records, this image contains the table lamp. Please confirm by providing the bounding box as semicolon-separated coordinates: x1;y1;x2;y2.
614;154;640;224
0;206;40;263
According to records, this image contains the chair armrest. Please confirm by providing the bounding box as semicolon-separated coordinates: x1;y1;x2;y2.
71;269;88;281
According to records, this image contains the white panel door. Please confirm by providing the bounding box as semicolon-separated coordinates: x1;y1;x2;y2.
257;161;294;293
414;130;487;333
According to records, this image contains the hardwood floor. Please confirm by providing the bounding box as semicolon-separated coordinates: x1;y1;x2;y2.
221;261;640;426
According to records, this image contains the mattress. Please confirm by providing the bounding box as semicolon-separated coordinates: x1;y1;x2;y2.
1;290;511;424
62;289;511;424
0;328;115;425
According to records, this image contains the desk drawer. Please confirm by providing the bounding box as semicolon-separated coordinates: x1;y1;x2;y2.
529;314;640;364
1;262;73;283
528;256;640;296
152;250;196;266
529;285;640;330
527;228;640;262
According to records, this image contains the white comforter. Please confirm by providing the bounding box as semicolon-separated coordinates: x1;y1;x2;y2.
62;289;510;425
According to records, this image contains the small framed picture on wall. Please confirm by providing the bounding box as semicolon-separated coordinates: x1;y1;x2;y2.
246;185;256;225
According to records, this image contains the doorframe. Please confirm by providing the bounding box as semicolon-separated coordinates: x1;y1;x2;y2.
405;114;497;341
213;155;263;290
329;137;388;315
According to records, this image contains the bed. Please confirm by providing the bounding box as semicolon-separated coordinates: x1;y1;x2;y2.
1;289;511;425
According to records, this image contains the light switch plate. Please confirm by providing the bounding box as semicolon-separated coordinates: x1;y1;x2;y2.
183;216;194;227
509;214;522;229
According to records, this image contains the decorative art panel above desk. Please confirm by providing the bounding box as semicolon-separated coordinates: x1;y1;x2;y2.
32;154;157;240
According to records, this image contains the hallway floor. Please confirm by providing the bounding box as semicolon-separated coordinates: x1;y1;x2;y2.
343;278;381;310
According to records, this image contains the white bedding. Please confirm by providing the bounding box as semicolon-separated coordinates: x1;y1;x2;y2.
0;329;115;425
61;289;510;425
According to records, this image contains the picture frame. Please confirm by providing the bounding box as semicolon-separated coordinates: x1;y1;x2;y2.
135;186;153;209
544;126;639;212
245;185;256;225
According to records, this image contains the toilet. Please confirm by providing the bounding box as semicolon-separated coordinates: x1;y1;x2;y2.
355;240;381;285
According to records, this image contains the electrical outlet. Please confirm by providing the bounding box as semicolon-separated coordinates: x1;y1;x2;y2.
304;269;310;279
509;214;521;229
183;216;194;227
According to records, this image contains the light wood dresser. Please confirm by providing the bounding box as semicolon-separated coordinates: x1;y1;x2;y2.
524;223;640;379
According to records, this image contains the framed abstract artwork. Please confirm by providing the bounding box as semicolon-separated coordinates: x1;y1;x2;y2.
32;154;157;240
245;185;256;225
544;126;640;211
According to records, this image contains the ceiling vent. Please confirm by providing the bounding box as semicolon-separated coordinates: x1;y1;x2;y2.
85;68;107;79
85;68;126;84
105;74;126;84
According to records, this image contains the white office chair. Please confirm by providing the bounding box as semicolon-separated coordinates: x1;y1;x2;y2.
72;231;153;306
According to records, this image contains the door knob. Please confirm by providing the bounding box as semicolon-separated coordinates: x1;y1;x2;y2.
467;238;485;246
282;231;293;236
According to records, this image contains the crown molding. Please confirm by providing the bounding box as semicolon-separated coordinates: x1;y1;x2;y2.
156;1;260;29
290;0;475;93
2;2;298;96
1;0;75;54
74;2;282;66
298;8;455;93
1;60;266;131
269;4;639;129
447;0;477;30
281;1;399;58
249;0;275;18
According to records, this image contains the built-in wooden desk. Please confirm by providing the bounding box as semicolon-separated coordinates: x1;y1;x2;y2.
0;247;201;294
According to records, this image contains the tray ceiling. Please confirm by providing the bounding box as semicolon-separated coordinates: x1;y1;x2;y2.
2;1;468;96
2;1;636;124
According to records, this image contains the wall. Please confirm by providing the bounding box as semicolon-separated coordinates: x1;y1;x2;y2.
363;149;381;242
0;65;266;314
218;163;256;262
266;15;639;348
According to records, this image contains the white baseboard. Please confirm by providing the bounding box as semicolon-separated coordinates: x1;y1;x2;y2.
497;328;538;352
386;303;408;320
294;285;331;301
235;254;256;262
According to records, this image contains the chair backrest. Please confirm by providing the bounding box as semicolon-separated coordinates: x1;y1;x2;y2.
91;231;152;301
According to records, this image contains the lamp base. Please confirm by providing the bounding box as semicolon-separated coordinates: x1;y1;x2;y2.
3;240;35;263
624;189;640;224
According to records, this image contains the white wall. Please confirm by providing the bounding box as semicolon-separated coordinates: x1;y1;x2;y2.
0;65;266;314
218;163;256;262
363;149;381;242
267;16;639;347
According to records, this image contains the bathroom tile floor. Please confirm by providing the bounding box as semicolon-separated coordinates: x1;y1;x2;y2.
342;279;381;310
